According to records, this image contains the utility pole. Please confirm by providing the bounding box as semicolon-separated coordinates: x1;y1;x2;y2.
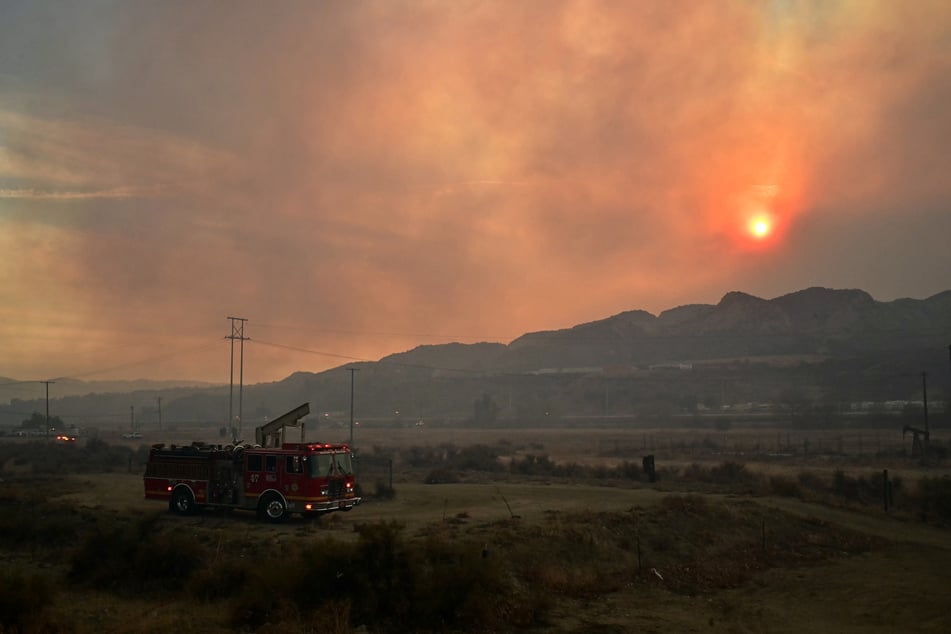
42;380;54;437
348;367;359;448
226;317;249;442
156;397;162;432
901;371;932;460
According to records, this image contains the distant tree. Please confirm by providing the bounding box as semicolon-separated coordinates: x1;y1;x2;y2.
20;412;63;430
472;393;500;424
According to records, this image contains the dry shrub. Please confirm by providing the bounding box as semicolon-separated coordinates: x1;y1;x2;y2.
0;568;57;632
796;470;828;494
69;512;206;595
659;493;709;513
659;552;765;595
304;600;352;634
527;562;570;592
907;476;951;524
374;479;396;499
768;475;803;498
187;558;252;602
424;468;458;484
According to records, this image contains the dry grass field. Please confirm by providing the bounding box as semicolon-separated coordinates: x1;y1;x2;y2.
2;424;950;633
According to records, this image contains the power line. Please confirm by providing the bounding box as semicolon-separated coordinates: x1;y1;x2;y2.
0;379;52;390
252;338;505;375
252;339;371;363
253;322;517;342
47;340;226;381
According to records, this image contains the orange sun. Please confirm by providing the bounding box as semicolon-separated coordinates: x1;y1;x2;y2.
749;215;771;239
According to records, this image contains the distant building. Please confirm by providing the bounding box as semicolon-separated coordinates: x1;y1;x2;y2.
648;363;693;370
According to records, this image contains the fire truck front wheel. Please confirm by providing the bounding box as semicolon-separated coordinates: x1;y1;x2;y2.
259;493;287;523
170;488;196;516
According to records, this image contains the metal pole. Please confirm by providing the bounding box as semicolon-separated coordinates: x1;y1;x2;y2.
228;323;235;437
226;317;248;441
922;371;929;457
239;325;246;439
349;367;359;447
44;380;54;436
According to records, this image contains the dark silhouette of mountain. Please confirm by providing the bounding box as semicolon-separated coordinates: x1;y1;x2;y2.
2;287;948;429
384;287;951;372
0;377;219;405
378;342;507;373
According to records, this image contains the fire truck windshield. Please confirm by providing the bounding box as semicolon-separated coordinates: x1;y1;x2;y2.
309;451;353;477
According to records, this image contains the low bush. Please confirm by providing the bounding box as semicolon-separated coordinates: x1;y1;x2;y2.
911;476;951;524
796;470;828;494
0;496;90;553
0;568;57;632
0;439;141;476
424;468;459;484
832;470;883;505
710;461;753;484
768;475;803;498
187;558;253;602
508;455;655;482
402;443;505;473
374;479;396;499
69;512;207;595
510;453;555;475
660;493;709;513
226;519;518;632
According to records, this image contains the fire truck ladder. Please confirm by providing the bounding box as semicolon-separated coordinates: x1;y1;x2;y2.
255;402;311;447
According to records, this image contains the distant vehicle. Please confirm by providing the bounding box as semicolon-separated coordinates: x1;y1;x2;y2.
54;434;77;443
122;432;142;439
143;403;360;522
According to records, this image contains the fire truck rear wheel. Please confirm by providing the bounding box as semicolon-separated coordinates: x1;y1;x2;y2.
170;488;195;516
260;494;287;523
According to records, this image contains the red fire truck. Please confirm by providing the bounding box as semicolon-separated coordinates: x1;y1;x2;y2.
144;403;360;522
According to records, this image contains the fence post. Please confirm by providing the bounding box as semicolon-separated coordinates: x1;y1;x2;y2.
883;469;889;513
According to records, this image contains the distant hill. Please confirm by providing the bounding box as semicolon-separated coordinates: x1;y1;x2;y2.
0;378;220;405
384;287;951;372
2;287;948;429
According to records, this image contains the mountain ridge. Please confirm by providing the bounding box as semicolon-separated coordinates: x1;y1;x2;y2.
383;286;951;371
2;286;948;428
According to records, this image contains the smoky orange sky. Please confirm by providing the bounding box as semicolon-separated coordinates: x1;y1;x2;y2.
2;0;950;384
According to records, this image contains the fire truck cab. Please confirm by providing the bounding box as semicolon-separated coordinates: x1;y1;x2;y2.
143;403;360;522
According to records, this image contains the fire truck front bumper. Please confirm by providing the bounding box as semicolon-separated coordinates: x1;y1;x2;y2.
305;497;361;513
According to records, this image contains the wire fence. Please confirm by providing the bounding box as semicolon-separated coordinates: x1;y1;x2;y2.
353;453;394;495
